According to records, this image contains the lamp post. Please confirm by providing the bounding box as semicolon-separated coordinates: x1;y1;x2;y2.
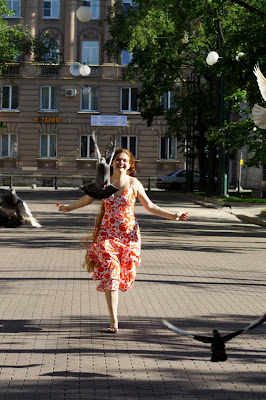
69;3;92;77
206;51;228;196
76;1;92;22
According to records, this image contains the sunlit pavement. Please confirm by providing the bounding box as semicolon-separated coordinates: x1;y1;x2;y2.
0;189;265;399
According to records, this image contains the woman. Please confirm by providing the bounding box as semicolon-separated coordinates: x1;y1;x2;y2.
59;149;188;333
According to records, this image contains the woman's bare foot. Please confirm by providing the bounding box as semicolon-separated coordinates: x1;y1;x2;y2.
106;326;119;333
106;319;119;333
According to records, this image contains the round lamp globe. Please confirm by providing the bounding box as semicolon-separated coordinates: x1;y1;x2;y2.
76;6;92;22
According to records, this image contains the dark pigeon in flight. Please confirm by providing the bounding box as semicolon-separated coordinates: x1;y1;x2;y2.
163;313;266;362
0;188;42;228
83;133;118;199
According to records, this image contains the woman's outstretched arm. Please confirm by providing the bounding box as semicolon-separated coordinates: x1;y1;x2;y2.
134;178;188;221
58;195;94;213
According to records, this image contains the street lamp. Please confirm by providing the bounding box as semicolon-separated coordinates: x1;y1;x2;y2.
206;51;228;196
69;4;92;77
206;51;220;66
76;1;92;22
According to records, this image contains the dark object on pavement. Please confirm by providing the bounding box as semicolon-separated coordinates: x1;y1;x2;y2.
163;313;266;362
82;132;118;199
0;188;42;228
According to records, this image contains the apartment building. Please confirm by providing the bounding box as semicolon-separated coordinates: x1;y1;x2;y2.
0;0;186;188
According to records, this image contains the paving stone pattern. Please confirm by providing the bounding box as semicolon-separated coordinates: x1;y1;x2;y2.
0;190;265;399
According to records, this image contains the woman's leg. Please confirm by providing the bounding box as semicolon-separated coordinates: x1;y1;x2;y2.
105;289;119;332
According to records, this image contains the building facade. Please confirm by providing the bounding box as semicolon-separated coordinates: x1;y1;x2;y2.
1;0;264;191
0;0;185;188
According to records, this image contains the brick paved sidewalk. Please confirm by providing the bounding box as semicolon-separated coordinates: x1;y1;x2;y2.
0;190;265;399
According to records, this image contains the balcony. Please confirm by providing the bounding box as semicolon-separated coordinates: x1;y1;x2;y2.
40;64;61;77
1;63;21;76
88;67;100;78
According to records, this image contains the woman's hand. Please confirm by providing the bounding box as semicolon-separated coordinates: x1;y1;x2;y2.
174;212;189;221
57;195;93;213
58;204;71;213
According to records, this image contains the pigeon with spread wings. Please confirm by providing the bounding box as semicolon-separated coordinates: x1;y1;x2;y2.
163;313;266;362
82;133;118;199
0;188;42;228
252;64;266;129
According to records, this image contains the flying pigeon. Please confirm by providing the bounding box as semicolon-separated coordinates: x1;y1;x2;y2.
163;313;266;362
221;203;232;212
0;188;42;228
252;64;266;129
83;133;118;199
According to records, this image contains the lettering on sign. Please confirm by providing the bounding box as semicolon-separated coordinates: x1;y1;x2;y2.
34;117;62;124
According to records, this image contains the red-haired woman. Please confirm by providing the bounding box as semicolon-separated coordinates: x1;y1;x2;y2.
59;149;188;333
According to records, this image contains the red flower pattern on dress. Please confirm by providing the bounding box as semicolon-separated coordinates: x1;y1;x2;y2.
87;186;141;292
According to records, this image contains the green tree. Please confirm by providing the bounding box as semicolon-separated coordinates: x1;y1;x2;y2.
104;0;266;192
0;1;60;129
0;1;60;71
0;2;31;69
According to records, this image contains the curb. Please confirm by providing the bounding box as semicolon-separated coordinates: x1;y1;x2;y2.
236;214;266;227
188;196;266;228
186;193;266;206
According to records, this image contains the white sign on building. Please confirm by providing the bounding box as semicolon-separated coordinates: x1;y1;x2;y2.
91;115;127;126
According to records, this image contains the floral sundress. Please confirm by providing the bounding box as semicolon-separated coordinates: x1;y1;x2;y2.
87;186;141;292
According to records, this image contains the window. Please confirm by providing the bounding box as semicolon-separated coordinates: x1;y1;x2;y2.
0;86;18;110
91;0;100;19
120;136;137;158
123;0;132;14
80;135;95;158
5;0;21;17
121;50;133;65
121;88;138;112
81;87;98;111
160;137;177;160
43;0;60;18
40;134;57;157
42;40;60;64
160;91;176;111
40;87;59;110
177;171;186;179
0;134;18;157
82;41;99;65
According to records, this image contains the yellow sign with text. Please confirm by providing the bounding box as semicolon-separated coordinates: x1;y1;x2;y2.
34;117;62;124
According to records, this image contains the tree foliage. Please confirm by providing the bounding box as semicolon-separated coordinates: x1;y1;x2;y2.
104;0;266;184
0;1;60;72
0;1;60;130
0;2;31;68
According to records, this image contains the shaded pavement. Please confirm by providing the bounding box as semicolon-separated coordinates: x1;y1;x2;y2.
0;189;265;399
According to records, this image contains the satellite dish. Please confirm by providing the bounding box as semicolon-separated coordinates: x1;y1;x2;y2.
70;62;81;76
80;64;91;77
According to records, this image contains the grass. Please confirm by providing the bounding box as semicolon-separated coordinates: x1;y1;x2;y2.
154;189;266;203
195;191;266;203
218;197;266;203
